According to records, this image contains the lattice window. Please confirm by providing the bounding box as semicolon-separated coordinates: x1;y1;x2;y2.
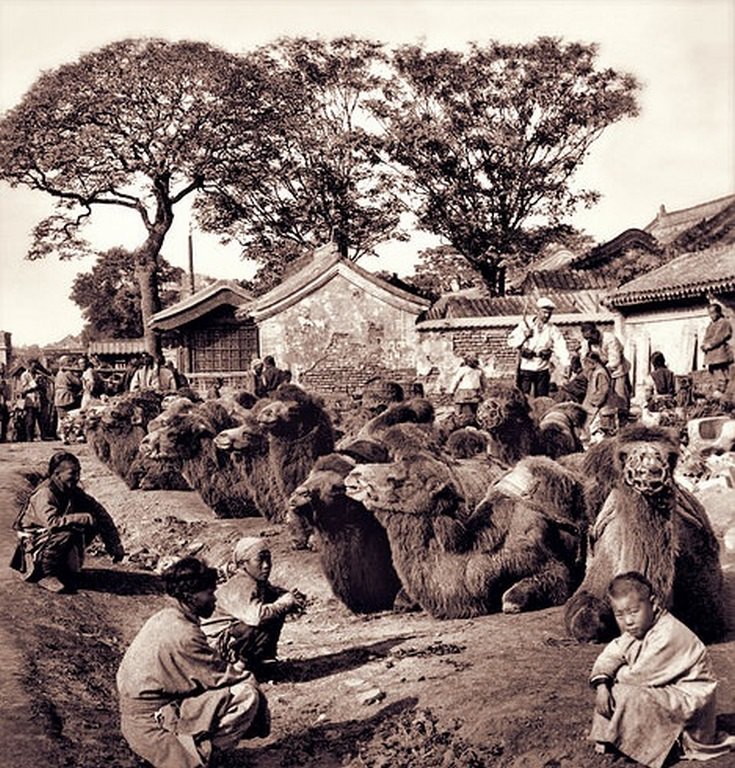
190;325;258;373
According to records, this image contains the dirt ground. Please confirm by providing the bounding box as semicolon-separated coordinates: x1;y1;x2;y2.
1;440;734;768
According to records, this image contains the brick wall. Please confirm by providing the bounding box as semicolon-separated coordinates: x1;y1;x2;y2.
257;272;426;398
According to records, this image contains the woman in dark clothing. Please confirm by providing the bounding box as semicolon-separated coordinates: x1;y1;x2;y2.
649;352;676;396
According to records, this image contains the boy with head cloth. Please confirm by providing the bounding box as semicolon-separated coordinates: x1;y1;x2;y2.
202;537;306;677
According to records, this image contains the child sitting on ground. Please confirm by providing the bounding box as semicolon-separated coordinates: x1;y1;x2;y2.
201;537;306;678
589;571;735;767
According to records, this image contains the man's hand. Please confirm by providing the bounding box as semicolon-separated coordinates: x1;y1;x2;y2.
594;684;614;719
538;348;552;361
520;348;535;360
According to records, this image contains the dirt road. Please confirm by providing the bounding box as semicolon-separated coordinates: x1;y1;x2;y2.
1;440;734;768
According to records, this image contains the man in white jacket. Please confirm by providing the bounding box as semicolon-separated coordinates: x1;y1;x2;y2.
507;297;570;397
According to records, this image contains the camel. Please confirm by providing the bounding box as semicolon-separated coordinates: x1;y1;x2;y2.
255;384;336;507
143;399;258;518
564;424;726;643
344;452;587;619
475;382;539;465
287;405;505;611
83;391;186;490
212;405;288;522
536;402;587;459
212;385;336;523
288;453;403;612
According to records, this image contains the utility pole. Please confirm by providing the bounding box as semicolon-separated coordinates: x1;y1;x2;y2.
188;222;196;295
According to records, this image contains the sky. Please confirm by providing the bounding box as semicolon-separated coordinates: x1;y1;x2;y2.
0;0;733;346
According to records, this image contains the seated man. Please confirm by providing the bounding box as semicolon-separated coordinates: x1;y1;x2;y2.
202;537;306;677
10;451;124;592
117;557;269;768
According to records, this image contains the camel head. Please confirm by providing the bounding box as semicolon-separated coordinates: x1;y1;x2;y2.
257;385;327;439
615;425;679;498
476;383;531;434
213;417;268;455
345;453;462;517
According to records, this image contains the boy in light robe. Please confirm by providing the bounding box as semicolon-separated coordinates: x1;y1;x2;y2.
117;557;269;768
202;537;306;677
589;571;735;767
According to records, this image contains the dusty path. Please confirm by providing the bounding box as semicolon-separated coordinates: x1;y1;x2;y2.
0;446;65;764
1;440;734;768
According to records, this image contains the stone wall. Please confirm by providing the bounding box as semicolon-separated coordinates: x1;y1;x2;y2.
256;272;425;397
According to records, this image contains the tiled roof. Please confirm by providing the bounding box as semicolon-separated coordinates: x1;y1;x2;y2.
237;243;430;321
517;269;612;293
643;194;735;244
87;338;147;355
606;244;735;307
424;288;609;321
571;229;659;270
150;280;253;331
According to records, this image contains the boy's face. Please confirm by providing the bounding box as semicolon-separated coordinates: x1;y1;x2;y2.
241;548;272;582
611;591;657;639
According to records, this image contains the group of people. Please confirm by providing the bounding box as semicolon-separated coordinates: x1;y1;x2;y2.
9;447;735;767
10;450;305;767
448;296;734;444
446;297;634;443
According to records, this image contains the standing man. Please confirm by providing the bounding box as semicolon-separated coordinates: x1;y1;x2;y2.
508;297;570;398
579;322;632;423
701;302;733;394
18;360;45;441
54;356;82;438
117;557;269;768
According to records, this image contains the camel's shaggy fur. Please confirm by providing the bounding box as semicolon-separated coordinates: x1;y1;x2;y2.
476;383;538;464
83;391;187;490
212;402;290;522
288;453;403;612
344;453;586;619
564;424;726;643
255;384;336;511
287;403;503;611
143;399;258;518
536;402;587;459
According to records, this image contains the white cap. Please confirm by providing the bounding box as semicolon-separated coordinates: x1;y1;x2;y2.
233;536;267;565
536;297;556;310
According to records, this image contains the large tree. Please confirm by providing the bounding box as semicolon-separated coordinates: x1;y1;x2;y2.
197;36;406;261
0;38;269;352
375;37;640;294
71;248;184;341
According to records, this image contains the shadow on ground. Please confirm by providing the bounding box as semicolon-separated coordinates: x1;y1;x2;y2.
78;567;163;596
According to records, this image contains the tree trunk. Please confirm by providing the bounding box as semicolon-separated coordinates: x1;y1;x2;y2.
136;259;161;355
476;259;501;297
135;204;174;355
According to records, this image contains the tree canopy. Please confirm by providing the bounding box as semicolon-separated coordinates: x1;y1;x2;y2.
375;37;639;293
0;34;641;345
0;38;270;351
71;248;184;341
196;36;406;261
